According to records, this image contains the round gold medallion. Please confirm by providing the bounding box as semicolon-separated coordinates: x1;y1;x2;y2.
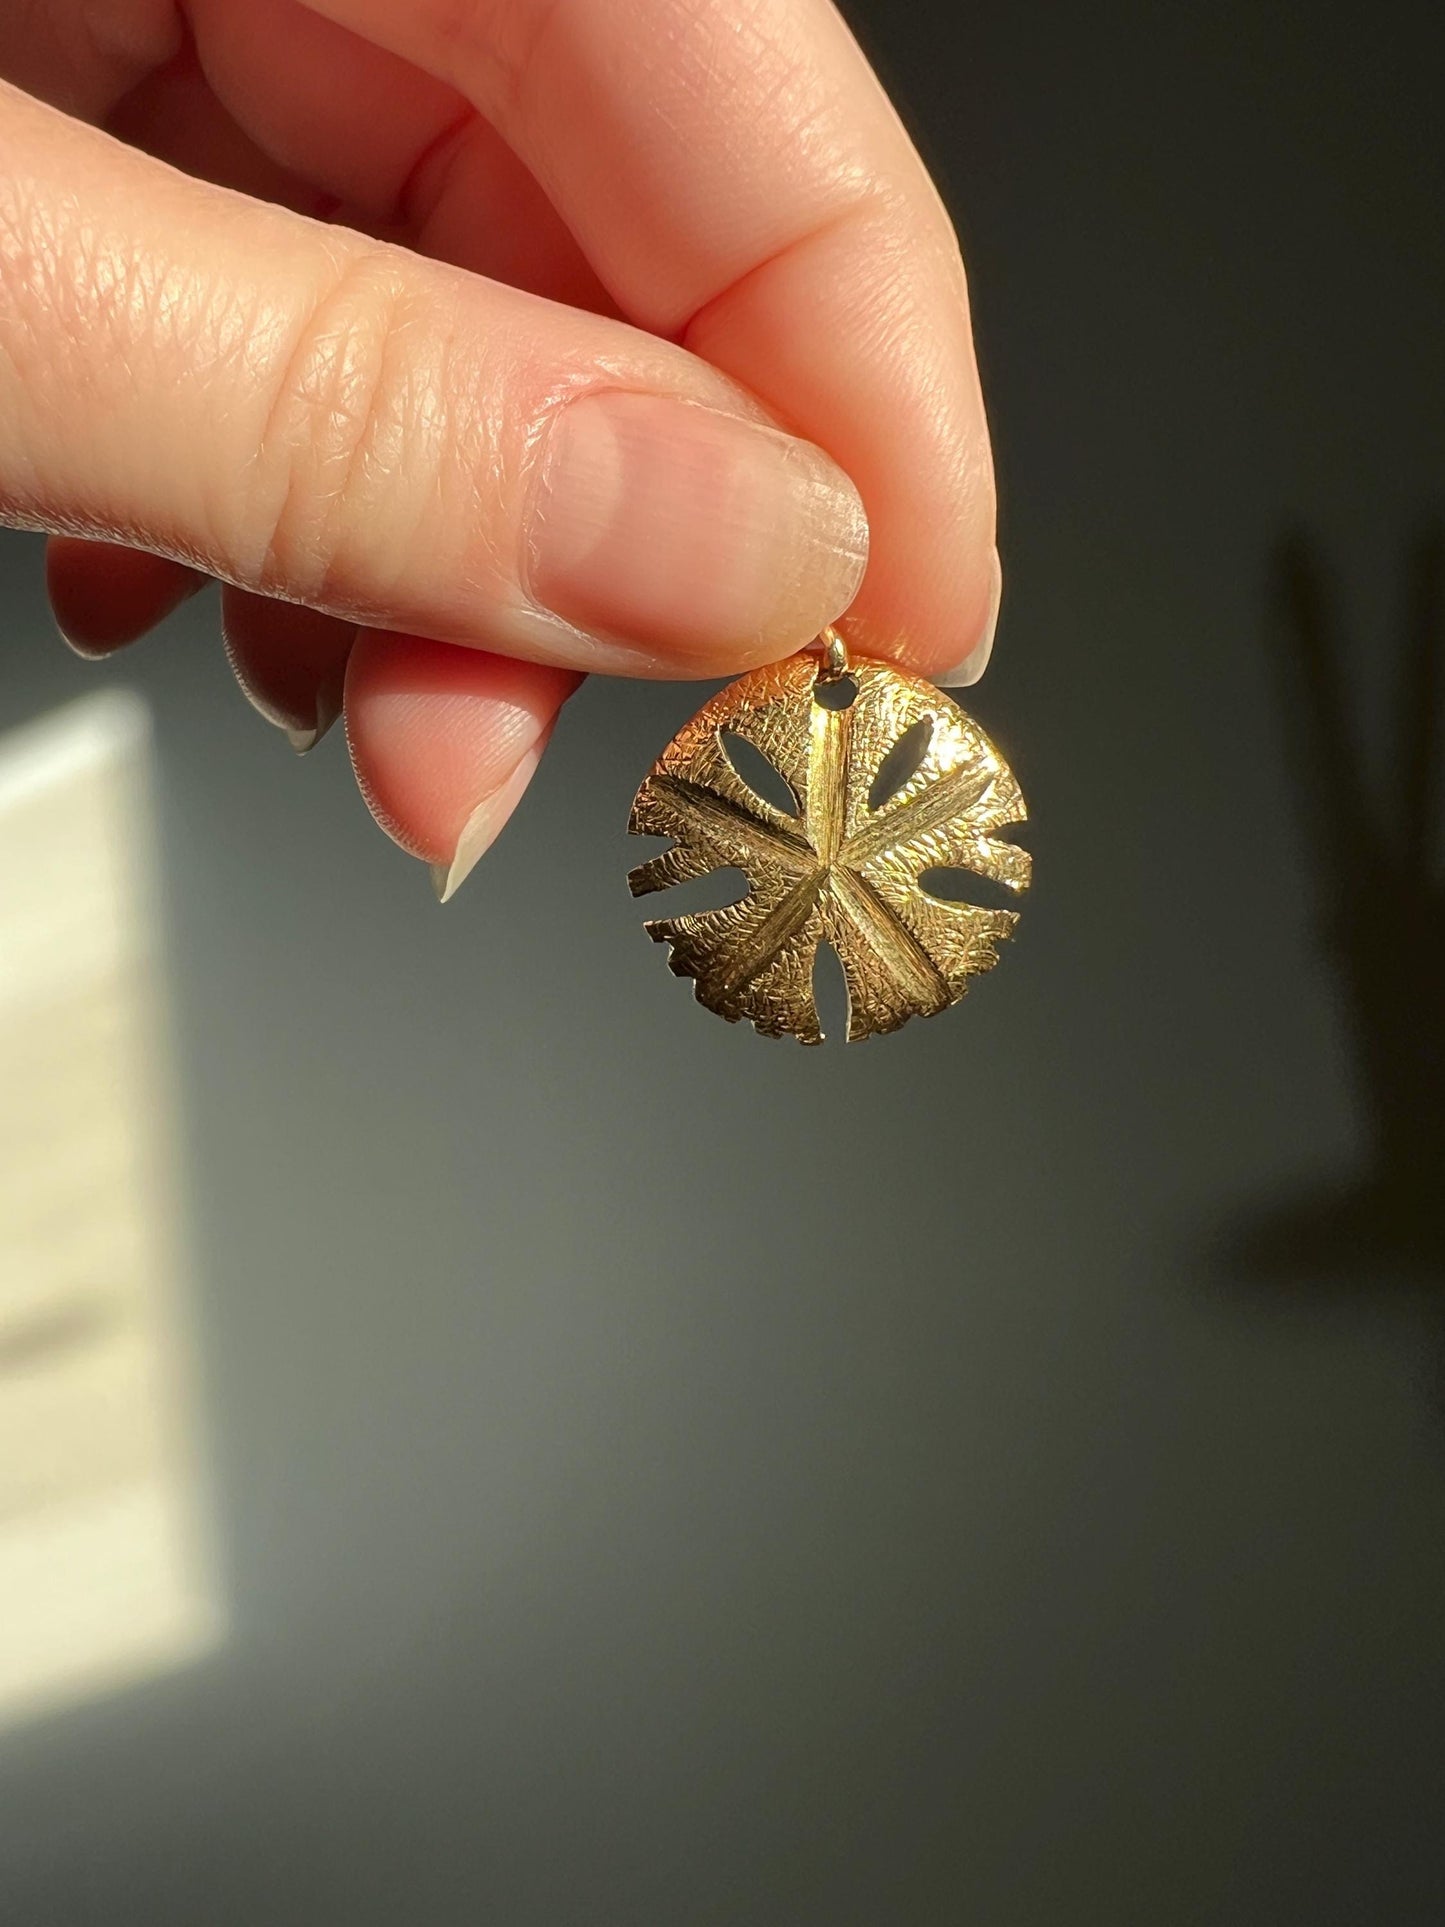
628;643;1030;1043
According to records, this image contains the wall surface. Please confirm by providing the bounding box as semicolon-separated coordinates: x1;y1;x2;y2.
1;1;1443;1920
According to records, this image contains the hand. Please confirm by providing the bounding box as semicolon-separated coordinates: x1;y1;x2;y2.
0;0;998;898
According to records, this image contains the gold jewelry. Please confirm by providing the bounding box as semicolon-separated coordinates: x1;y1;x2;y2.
628;626;1031;1042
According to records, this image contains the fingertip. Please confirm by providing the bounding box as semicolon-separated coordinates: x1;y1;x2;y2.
221;586;355;745
429;739;550;902
47;538;207;657
931;547;1002;688
343;630;579;877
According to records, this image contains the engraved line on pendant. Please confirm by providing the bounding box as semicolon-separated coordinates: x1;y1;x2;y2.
839;756;997;871
809;682;855;855
807;690;853;865
827;866;951;1013
645;772;813;869
704;873;824;1006
627;842;711;899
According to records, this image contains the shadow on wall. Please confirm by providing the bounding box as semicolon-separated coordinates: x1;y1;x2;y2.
1222;525;1445;1288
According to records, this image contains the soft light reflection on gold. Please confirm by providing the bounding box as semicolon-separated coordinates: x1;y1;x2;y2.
0;693;222;1730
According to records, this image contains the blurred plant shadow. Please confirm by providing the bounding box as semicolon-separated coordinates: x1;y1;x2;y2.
1219;525;1445;1289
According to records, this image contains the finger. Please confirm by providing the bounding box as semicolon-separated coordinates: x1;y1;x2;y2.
0;0;179;122
101;41;590;754
344;631;580;899
106;38;338;219
41;37;597;768
301;0;998;679
0;81;866;678
45;537;206;656
221;587;357;751
184;0;613;307
185;0;463;222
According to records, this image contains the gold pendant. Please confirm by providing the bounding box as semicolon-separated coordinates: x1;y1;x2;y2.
628;628;1031;1043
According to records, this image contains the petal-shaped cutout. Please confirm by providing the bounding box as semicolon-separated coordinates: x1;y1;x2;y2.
719;728;799;816
868;716;934;813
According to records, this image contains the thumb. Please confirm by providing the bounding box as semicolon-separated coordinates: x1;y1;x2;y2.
0;81;867;678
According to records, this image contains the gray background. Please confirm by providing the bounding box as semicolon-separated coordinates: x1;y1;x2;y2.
3;0;1445;1919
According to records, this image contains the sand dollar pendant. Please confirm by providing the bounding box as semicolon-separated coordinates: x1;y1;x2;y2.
628;628;1031;1043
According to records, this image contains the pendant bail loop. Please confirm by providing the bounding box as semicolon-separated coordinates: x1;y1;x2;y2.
815;624;850;681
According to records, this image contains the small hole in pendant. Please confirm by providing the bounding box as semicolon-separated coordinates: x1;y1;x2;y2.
813;673;858;712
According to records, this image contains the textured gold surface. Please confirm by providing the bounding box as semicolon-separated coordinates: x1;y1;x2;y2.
628;651;1031;1042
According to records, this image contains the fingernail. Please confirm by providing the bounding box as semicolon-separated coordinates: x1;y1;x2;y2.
284;670;344;755
935;548;1003;688
431;740;547;904
527;391;868;663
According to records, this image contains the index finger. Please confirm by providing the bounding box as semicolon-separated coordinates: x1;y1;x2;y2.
302;0;998;683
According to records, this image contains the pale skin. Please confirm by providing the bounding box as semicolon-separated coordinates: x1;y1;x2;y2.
0;0;999;898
